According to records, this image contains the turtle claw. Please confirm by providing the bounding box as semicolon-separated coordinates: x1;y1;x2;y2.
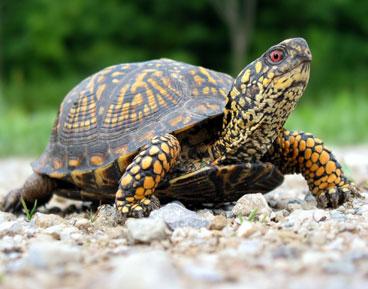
2;189;23;213
117;195;160;218
316;182;359;209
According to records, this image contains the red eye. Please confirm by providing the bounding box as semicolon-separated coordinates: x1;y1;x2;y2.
269;49;284;63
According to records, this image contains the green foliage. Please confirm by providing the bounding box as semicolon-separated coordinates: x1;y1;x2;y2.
247;208;258;222
20;197;38;221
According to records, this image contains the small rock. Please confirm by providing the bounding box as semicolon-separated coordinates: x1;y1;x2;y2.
150;202;209;230
236;221;258;238
107;250;184;289
126;218;168;243
23;241;82;269
0;211;16;223
232;193;272;217
0;220;29;237
74;218;92;230
94;204;123;227
209;215;227;230
31;212;65;228
44;224;80;240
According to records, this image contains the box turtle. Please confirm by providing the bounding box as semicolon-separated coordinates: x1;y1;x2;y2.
3;38;358;218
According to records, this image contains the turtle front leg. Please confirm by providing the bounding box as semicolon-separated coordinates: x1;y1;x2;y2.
2;173;56;213
263;129;359;208
116;133;181;218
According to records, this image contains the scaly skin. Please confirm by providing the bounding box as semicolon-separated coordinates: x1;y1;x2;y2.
115;134;180;217
263;129;358;208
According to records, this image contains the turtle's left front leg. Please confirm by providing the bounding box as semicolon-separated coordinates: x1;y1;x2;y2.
116;133;181;217
263;129;359;208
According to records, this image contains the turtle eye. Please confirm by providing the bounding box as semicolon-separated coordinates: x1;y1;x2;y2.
269;49;284;63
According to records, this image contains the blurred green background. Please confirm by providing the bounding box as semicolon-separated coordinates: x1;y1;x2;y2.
1;0;368;157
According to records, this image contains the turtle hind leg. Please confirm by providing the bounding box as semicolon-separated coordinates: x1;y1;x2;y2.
2;173;56;213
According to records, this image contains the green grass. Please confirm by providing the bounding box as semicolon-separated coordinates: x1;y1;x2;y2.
0;92;367;157
286;92;368;145
0;109;55;157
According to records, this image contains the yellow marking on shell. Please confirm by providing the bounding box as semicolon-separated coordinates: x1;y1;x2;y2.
153;160;162;175
306;160;312;168
49;172;66;179
131;71;148;93
121;174;133;186
194;75;205;86
326;161;336;174
126;197;135;203
169;115;184;127
96;84;106;100
132;93;144;106
199;67;217;84
316;167;325;177
141;156;153;170
319;151;330;165
143;176;155;189
53;159;63;169
90;155;104;166
68;159;80;167
241;69;251;83
262;77;271;87
203;87;210;95
255;61;262;73
161;143;170;154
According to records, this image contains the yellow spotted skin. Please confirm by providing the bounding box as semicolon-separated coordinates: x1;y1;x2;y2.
263;129;358;208
116;134;181;217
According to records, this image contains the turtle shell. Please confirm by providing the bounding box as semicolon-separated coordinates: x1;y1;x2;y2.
32;59;233;177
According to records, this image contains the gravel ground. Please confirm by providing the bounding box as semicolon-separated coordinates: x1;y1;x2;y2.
0;147;367;289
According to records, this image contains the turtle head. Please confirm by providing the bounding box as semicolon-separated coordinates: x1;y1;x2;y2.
214;38;312;162
229;37;311;114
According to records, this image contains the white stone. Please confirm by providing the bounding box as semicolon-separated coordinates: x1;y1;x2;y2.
232;193;272;217
23;241;82;269
126;217;168;243
150;202;209;229
108;250;184;289
236;221;258;238
31;212;66;228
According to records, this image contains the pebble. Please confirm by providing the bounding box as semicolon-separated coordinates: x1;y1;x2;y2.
31;212;66;228
22;241;82;269
232;193;272;217
150;202;209;230
126;217;168;243
236;221;259;238
93;204;123;227
209;215;227;230
107;250;184;289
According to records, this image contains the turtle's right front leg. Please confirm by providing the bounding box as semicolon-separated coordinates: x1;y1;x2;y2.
2;173;56;212
115;133;181;218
